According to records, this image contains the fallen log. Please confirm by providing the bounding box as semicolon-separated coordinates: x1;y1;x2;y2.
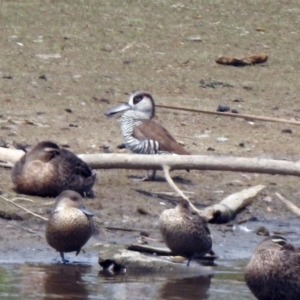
1;147;300;177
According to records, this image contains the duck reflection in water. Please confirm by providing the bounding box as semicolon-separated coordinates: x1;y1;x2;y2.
43;264;91;300
159;275;212;300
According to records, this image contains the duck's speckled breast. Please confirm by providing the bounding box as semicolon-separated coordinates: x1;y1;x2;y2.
45;207;94;253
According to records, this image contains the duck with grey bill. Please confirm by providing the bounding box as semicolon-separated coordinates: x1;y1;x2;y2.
105;91;190;181
45;190;95;263
245;235;300;300
159;199;212;266
11;141;96;198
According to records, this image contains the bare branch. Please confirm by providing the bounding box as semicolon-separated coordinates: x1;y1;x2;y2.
0;195;48;221
276;192;300;217
78;153;300;177
157;104;300;126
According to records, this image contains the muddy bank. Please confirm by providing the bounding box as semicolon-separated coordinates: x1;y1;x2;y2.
1;0;300;270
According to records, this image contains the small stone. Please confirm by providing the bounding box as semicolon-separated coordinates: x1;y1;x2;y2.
207;147;215;151
217;105;230;112
137;207;149;215
281;128;292;134
101;44;113;52
3;75;13;79
216;137;228;142
39;74;47;81
65;108;72;113
61;144;70;148
140;231;149;237
92;97;110;104
186;36;202;42
231;109;238;113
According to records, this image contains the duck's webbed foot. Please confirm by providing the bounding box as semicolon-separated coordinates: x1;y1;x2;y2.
132;170;156;182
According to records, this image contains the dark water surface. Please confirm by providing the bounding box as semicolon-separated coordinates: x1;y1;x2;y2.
0;260;255;300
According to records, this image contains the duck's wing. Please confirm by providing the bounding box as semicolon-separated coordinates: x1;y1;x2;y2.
132;119;190;155
56;149;93;178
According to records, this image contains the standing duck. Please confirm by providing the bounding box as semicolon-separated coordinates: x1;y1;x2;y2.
245;235;300;300
105;91;190;180
45;190;95;263
159;199;212;266
11;141;96;197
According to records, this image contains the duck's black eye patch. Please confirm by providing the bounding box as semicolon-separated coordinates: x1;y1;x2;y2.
133;94;144;104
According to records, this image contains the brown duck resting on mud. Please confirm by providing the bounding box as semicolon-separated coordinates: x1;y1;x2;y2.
11;141;96;197
159;198;212;266
245;235;300;300
105;91;190;181
45;190;95;263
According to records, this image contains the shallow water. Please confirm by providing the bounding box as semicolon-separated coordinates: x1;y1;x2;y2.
0;260;255;300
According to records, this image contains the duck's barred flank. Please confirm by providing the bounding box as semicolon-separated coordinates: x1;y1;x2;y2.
120;110;168;155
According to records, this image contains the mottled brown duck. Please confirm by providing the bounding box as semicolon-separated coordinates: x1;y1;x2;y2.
45;190;95;263
245;235;300;300
159;199;212;266
11;141;96;197
105;91;190;180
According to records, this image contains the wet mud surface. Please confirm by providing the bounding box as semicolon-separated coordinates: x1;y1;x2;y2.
1;0;300;283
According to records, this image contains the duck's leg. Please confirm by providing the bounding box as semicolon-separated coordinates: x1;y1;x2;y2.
133;170;156;181
145;170;156;181
60;252;68;264
186;256;193;267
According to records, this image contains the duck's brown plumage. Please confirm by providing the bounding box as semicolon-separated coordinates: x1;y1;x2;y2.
245;235;300;300
11;141;96;197
133;119;190;155
45;190;94;263
159;199;212;266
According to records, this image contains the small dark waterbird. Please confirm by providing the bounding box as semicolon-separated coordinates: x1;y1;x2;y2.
45;190;95;263
11;141;96;197
159;199;212;266
245;235;300;300
105;91;190;180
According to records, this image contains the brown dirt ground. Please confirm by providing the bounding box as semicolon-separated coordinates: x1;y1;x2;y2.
1;0;300;264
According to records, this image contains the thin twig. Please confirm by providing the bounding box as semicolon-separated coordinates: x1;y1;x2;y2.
162;165;203;215
0;195;48;221
157;104;300;126
162;165;189;201
7;223;42;235
104;226;156;233
155;191;195;196
11;197;35;203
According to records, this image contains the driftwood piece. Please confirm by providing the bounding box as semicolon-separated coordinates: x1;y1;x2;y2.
126;244;217;261
216;54;268;66
0;147;24;164
201;185;266;223
98;246;215;272
161;163;265;223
